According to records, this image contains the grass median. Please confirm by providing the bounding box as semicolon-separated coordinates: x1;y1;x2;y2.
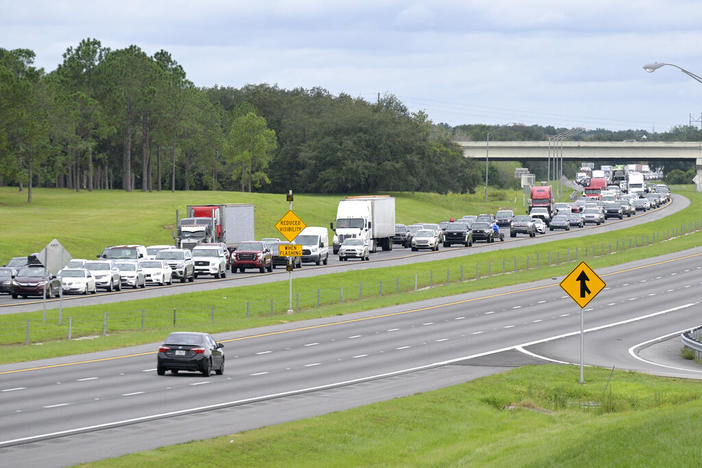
0;186;699;364
79;364;702;467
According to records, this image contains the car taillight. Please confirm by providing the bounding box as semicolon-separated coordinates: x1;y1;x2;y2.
192;347;205;354
159;346;170;352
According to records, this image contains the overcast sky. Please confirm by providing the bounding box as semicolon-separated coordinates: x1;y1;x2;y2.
3;0;702;131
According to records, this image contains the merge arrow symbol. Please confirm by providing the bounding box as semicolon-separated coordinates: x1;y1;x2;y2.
576;270;591;298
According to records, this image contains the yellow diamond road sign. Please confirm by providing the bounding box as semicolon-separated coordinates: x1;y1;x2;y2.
560;261;606;308
275;210;306;242
278;244;302;257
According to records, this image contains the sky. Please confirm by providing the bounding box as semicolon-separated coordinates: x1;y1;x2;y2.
3;0;702;132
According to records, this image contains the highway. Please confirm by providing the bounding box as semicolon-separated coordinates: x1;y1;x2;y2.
0;194;687;314
1;244;701;466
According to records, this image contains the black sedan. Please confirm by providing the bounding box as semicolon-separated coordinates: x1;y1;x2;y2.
10;267;61;298
157;332;225;376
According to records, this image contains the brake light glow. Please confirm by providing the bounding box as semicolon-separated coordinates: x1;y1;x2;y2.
192;347;205;354
158;346;170;352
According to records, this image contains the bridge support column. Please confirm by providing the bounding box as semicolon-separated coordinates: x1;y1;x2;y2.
696;158;702;192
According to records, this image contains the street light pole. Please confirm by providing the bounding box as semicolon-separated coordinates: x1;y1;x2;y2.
484;132;489;202
643;62;702;84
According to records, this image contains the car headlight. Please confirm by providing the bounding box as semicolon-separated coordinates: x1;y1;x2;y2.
176;262;184;268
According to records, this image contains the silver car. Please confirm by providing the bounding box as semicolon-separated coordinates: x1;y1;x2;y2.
85;260;122;291
338;238;370;261
411;229;440;251
582;208;605;225
115;261;146;289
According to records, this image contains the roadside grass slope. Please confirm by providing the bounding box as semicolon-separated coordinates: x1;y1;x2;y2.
79;364;702;467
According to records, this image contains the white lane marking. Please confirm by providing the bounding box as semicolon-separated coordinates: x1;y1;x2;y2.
537;300;546;304
77;377;98;382
671;273;677;276
648;293;656;296
503;325;515;329
304;363;321;367
396;346;411;350
623;283;630;286
256;351;272;355
455;317;465;320
43;403;69;409
628;297;637;301
532;319;543;323
122;392;144;397
560;314;569;317
472;331;484;335
304;343;319;347
2;387;26;392
684;285;692;288
6;303;696;450
515;346;573;365
666;289;674;292
608;303;616;306
347;335;361;339
656;276;662;279
512;306;521;309
560;295;568;299
352;354;368;359
423;322;434;326
190;381;210;386
435;338;448;342
387;328;399;332
250;372;269;376
142;368;156;372
640;280;647;283
484;311;494;315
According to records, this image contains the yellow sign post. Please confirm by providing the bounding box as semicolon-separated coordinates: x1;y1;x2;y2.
278;244;303;257
275;210;306;242
560;261;606;384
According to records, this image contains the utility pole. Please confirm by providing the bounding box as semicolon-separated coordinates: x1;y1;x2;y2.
484;132;489;202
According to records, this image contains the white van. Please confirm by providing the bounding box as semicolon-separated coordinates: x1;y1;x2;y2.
295;227;329;265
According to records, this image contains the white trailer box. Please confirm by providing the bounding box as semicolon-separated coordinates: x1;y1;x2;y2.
219;204;255;251
331;196;395;253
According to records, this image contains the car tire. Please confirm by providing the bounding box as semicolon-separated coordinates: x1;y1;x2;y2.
259;266;265;273
201;359;211;377
107;281;113;292
221;269;226;279
267;263;273;272
530;232;536;237
171;369;178;375
216;357;224;375
116;281;122;291
83;285;89;295
239;266;245;273
510;232;516;238
11;293;17;299
411;247;417;251
315;257;321;266
181;276;186;283
157;366;165;376
189;272;194;282
194;273;198;279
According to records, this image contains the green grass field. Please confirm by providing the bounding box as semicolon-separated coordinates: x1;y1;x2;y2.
79;364;702;467
1;186;700;364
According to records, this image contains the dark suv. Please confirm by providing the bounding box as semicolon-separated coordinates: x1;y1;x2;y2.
470;222;494;243
443;222;472;247
495;210;514;227
392;224;410;247
232;241;272;273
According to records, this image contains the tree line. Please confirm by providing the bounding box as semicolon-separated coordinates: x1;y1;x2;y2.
0;39;480;202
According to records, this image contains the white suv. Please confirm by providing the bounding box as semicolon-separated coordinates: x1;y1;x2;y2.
192;245;228;279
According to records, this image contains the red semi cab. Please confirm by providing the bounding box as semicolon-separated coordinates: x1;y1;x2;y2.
529;185;553;213
584;177;607;200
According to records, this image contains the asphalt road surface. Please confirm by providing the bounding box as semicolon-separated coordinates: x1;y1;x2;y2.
0;194;687;314
1;243;701;467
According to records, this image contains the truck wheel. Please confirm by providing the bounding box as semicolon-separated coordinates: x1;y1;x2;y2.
510;232;516;238
315;257;321;266
323;255;328;265
239;266;245;273
259;266;265;273
267;263;273;272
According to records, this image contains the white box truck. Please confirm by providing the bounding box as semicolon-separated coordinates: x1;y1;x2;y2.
330;196;395;254
627;172;645;195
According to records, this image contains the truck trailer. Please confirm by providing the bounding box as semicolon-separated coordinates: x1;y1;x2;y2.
330;196;395;254
176;204;254;252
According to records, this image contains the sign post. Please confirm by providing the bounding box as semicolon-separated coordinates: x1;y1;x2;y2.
560;261;606;384
275;191;306;314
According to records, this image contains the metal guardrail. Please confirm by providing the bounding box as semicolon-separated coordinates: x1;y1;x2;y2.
681;327;702;355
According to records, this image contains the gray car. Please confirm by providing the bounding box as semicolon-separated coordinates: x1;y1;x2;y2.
510;215;536;237
156;249;195;283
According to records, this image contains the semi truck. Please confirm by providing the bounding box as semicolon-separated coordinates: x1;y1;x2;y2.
528;185;553;213
175;204;254;252
584;177;608;199
627;172;646;195
330;196;395;254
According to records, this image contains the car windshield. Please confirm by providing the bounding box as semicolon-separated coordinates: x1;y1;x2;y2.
395;226;407;233
407;226;422;234
147;247;170;255
584;209;599;214
116;263;136;271
7;258;27;267
531;208;547;213
472;222;489;230
157;251;186;260
238;242;264;251
496;211;513;217
553;215;567;222
513;216;531;222
66;260;85;268
104;248;139;259
416;230;433;237
140;261;162;268
423;224;438;230
17;267;46;277
337;218;364;229
446;223;467;230
181;230;207;239
193;249;220;257
164;333;205;346
342;239;364;246
0;269;13;277
294;236;317;246
86;262;111;271
62;270;86;278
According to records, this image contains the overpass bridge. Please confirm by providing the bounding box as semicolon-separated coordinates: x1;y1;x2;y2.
455;140;702;191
